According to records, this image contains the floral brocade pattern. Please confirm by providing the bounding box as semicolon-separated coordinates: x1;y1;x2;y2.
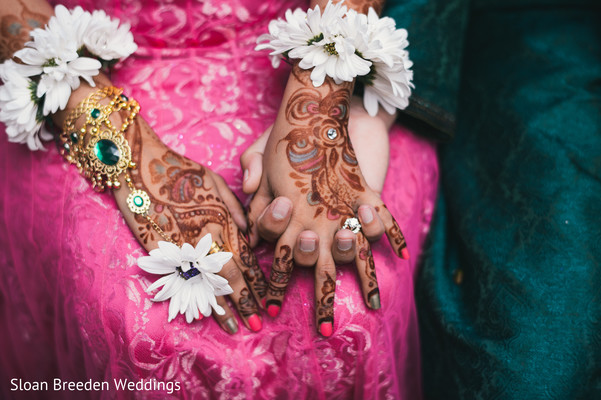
0;1;438;399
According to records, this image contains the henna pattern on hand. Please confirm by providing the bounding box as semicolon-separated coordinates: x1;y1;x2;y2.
377;205;407;256
280;69;365;221
0;0;48;61
237;288;257;318
234;229;267;299
267;245;293;307
357;234;377;287
127;119;236;246
316;272;336;325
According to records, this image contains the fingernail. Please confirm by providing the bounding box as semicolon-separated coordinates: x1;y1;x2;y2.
401;247;410;260
248;314;262;332
369;292;381;310
359;206;374;224
243;169;249;182
299;237;316;252
338;238;353;252
319;321;333;337
225;317;238;334
267;304;280;317
272;199;290;221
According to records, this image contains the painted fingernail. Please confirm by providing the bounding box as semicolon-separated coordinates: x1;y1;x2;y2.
299;237;316;252
272;199;290;221
369;292;381;310
243;168;249;182
225;317;238;334
267;304;280;317
248;314;262;332
401;247;410;260
358;205;374;224
338;238;353;252
319;321;333;337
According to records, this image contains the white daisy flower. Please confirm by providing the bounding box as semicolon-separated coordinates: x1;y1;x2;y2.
256;1;370;86
363;58;414;116
83;10;137;61
14;6;101;116
255;8;312;68
138;234;234;323
0;60;47;150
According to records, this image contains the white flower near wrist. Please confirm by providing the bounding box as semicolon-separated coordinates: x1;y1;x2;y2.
255;0;414;116
84;10;137;60
0;60;47;150
0;5;137;151
138;234;234;323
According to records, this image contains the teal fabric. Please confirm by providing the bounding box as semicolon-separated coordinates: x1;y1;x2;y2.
382;0;470;139
386;1;601;398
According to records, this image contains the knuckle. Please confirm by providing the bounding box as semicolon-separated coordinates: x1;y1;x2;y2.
220;264;244;284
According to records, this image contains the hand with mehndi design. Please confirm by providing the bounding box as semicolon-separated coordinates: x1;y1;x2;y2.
56;76;267;335
246;65;409;337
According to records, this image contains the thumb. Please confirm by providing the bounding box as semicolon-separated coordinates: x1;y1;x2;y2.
240;124;272;194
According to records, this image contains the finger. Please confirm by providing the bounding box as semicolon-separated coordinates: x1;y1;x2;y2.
240;124;271;195
375;204;409;260
357;204;385;242
265;229;299;318
212;174;247;232
315;246;337;337
293;230;319;267
355;233;380;310
331;228;356;264
247;182;273;247
219;258;262;332
257;196;293;242
213;296;239;335
229;229;268;308
241;152;264;195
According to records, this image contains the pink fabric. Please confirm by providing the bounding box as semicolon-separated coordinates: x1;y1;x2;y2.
0;0;439;399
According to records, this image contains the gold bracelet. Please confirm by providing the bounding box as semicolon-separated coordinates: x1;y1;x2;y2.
59;87;176;244
60;86;139;191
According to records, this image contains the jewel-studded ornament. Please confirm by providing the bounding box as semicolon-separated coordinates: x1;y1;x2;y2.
127;189;151;215
327;128;338;140
342;217;361;233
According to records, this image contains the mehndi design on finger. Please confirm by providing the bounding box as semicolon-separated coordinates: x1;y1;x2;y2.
266;245;294;307
317;272;336;335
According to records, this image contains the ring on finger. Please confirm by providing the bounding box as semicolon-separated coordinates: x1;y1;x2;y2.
342;217;362;234
209;241;228;254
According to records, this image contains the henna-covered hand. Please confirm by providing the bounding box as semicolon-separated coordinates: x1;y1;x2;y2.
55;76;267;335
113;116;266;333
247;65;408;337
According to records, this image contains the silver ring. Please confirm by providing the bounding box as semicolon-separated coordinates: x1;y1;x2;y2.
342;217;361;233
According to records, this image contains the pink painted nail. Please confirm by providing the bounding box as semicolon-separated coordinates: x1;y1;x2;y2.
267;304;280;317
319;322;333;337
248;314;262;332
401;247;410;260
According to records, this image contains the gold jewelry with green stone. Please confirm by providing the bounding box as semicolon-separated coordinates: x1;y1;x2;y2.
60;87;172;243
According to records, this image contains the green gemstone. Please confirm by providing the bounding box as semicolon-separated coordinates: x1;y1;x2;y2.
94;139;120;165
133;195;144;207
63;142;70;153
120;94;128;101
91;108;101;118
70;132;79;143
